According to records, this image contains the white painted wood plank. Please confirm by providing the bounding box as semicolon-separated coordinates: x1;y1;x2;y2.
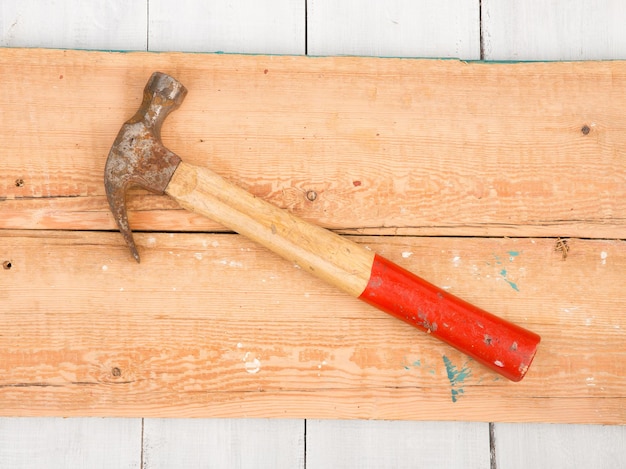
482;0;626;60
0;0;147;50
0;417;142;468
306;420;489;469
143;418;304;468
148;0;305;54
307;0;480;59
494;423;626;469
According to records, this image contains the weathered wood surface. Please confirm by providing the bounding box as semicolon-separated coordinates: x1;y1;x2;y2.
1;231;624;423
306;420;490;468
307;0;480;59
483;0;626;61
1;48;625;239
0;417;142;467
1;49;625;423
142;419;305;468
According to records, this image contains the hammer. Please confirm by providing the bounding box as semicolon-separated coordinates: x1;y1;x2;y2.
105;72;540;381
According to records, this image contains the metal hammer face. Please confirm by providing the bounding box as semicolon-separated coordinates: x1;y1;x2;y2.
104;72;187;262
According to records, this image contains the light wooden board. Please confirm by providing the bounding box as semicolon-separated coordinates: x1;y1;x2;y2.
0;0;147;51
307;0;480;59
142;418;304;468
306;420;490;468
1;48;625;239
0;417;142;468
1;231;624;423
482;0;626;61
493;423;626;469
148;0;305;54
1;49;625;424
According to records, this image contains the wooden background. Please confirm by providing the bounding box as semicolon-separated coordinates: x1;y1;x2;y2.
1;1;625;468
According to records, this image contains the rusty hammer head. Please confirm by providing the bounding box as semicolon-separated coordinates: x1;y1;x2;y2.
105;72;187;262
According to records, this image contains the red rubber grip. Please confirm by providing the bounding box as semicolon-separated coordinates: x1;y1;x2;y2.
359;254;540;381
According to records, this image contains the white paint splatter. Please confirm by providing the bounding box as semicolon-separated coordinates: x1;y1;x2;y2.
242;352;261;374
211;240;220;248
245;358;261;374
102;265;108;271
402;251;413;258
194;253;203;260
452;256;461;267
119;287;124;292
218;259;243;268
600;251;608;265
494;360;504;368
147;236;156;246
237;343;243;349
586;377;596;387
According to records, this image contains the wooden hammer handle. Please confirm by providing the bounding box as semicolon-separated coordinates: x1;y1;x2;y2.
166;162;540;381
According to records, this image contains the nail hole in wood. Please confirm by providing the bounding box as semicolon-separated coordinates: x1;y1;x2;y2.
581;125;590;135
306;190;318;202
2;261;12;270
554;238;570;260
111;367;122;377
15;179;24;187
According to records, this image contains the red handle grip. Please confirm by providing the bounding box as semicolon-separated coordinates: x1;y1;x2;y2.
359;254;540;381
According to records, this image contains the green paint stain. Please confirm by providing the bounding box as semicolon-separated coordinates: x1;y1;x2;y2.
499;268;520;292
442;356;472;403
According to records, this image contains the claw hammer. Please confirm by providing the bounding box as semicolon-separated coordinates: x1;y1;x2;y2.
105;72;540;381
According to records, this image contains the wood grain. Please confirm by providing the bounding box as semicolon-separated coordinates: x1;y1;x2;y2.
0;417;141;467
148;0;305;54
483;0;626;61
306;420;490;469
1;231;624;423
307;0;480;59
0;1;147;50
493;423;626;468
167;162;375;296
143;418;304;468
1;48;625;238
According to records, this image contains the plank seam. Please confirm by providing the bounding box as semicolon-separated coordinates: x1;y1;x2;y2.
304;0;308;56
490;422;497;469
140;418;145;469
479;0;485;60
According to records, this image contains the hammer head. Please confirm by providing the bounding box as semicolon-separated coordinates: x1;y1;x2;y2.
105;72;187;262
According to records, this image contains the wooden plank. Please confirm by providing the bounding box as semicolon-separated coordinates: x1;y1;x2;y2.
148;0;305;54
1;49;625;238
1;231;624;423
493;423;626;469
0;0;147;50
0;417;141;467
482;0;626;61
143;418;304;468
307;0;480;59
306;420;489;469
